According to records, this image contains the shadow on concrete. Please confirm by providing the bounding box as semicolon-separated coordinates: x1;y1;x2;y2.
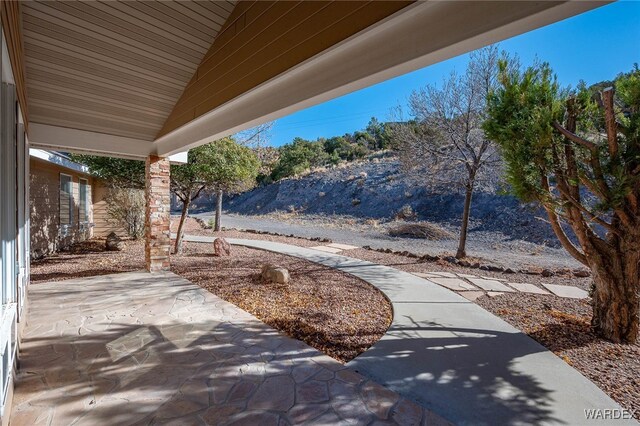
15;319;316;424
351;320;560;425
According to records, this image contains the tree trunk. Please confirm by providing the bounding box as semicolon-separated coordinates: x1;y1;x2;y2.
456;186;473;259
214;189;223;232
173;197;190;254
588;235;640;343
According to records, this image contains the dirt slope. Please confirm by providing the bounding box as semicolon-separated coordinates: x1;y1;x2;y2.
191;155;564;247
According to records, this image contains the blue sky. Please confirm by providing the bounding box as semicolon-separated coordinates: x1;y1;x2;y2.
269;1;640;146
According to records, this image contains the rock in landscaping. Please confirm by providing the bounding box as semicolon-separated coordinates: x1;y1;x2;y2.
573;269;591;278
388;222;453;240
485;265;505;272
105;232;122;251
261;264;290;284
213;238;231;257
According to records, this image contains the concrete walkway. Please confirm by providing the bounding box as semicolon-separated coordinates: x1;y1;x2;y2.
13;271;447;425
183;234;635;426
191;212;581;270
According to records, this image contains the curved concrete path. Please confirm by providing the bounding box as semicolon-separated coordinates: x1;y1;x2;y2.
183;234;635;426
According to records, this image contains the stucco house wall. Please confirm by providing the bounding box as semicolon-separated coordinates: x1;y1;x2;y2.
92;181;128;239
29;151;132;259
29;155;95;258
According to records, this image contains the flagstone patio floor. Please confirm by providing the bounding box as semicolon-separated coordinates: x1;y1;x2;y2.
10;271;448;426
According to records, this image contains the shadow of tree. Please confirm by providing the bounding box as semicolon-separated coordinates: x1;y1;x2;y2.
225;241;602;425
350;320;563;425
13;273;443;425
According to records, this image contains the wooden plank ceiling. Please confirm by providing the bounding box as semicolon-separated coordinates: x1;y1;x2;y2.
22;0;236;141
1;1;28;127
159;1;412;137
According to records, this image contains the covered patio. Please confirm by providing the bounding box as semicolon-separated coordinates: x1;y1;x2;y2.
12;271;435;425
0;0;613;424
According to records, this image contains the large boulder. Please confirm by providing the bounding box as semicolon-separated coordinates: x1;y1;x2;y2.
105;232;122;251
213;237;231;257
261;264;290;284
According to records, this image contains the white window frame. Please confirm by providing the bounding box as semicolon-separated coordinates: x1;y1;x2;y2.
59;173;74;235
78;178;89;226
0;58;18;418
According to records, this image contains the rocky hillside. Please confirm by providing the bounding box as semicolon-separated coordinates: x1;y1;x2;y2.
193;155;563;247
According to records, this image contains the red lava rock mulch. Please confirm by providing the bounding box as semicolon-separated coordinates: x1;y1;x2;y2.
30;239;145;283
171;241;392;363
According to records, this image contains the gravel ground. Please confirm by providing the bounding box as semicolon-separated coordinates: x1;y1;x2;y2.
30;239;145;283
193;212;582;271
171;241;391;363
31;217;638;417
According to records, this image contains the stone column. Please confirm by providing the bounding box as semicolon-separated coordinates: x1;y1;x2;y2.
145;155;171;272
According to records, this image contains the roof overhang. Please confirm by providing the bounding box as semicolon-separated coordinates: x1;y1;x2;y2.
155;0;609;156
13;1;609;159
29;148;90;174
29;124;188;163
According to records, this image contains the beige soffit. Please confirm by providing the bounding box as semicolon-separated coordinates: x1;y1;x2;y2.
22;0;236;145
154;0;609;157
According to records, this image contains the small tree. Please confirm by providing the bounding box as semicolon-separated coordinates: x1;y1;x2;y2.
366;117;392;150
105;187;145;239
70;155;146;239
74;140;259;253
271;137;329;180
391;46;505;258
484;64;640;343
198;138;260;232
171;145;214;254
69;155;145;189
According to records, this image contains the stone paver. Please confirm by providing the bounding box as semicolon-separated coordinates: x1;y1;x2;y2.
468;277;515;292
412;272;443;279
481;276;508;282
426;271;458;278
12;271;448;425
407;271;582;300
456;273;478;279
326;243;359;250
459;291;485;301
541;283;589;299
179;235;634;426
429;277;477;292
309;245;343;254
509;282;552;295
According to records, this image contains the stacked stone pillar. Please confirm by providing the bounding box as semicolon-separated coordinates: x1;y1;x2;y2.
145;155;171;272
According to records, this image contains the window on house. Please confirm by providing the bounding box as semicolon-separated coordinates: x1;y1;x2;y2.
79;178;89;223
60;174;73;226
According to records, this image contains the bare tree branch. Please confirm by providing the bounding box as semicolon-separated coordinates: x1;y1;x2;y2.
540;176;588;265
552;122;598;150
602;87;619;158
